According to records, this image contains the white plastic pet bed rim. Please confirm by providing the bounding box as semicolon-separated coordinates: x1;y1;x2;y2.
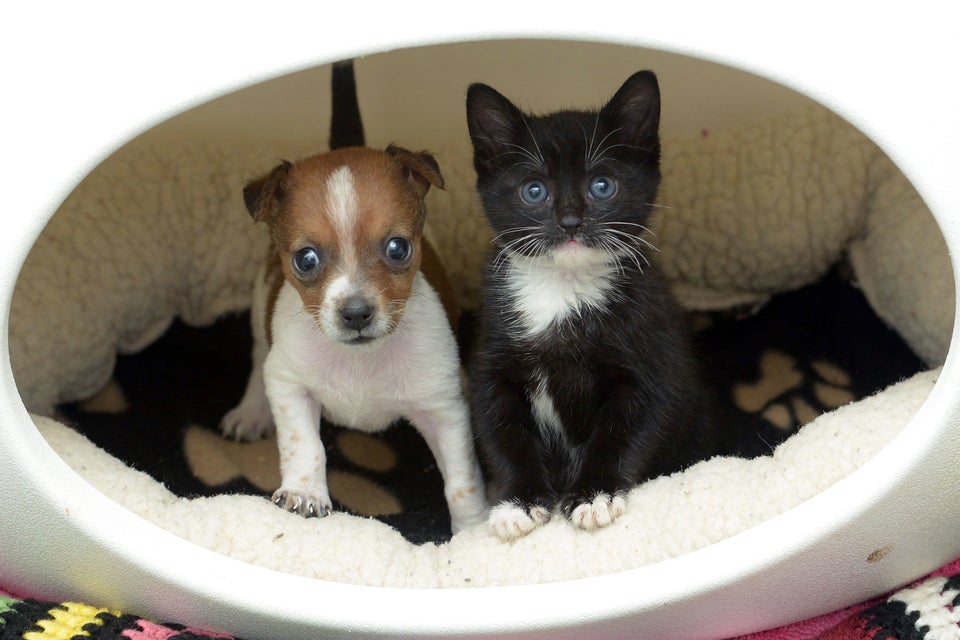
3;5;959;639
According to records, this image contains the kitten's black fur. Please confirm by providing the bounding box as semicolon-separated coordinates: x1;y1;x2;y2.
466;71;715;525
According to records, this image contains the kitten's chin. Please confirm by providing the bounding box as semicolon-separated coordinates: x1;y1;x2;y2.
549;240;610;269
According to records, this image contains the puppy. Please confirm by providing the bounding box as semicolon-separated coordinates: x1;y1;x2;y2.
221;144;487;533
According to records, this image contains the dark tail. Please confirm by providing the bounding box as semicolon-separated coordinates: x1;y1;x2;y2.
328;60;365;150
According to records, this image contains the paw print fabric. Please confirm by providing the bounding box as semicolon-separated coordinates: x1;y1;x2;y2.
61;268;925;544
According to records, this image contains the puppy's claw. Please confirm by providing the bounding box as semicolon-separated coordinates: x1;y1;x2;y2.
272;489;332;518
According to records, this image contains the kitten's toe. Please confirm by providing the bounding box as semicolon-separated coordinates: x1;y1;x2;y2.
570;493;627;531
488;501;551;540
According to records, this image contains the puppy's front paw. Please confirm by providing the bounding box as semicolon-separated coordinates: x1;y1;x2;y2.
488;501;551;541
272;488;332;518
221;401;275;442
566;493;627;531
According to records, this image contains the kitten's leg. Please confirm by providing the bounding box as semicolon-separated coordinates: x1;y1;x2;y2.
471;375;554;540
560;383;645;531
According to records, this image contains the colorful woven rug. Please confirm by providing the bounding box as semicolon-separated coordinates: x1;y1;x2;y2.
0;593;234;640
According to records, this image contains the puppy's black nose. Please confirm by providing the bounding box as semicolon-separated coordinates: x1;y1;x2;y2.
340;296;374;331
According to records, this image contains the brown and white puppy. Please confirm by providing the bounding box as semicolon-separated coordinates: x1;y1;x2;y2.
221;145;487;533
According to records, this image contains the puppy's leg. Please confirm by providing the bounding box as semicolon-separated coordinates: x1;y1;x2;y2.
266;371;332;518
221;264;275;441
409;401;488;533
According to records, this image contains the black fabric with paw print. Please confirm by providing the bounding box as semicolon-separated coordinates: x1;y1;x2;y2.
60;267;925;544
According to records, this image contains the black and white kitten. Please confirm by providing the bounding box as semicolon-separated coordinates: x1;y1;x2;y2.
466;71;715;540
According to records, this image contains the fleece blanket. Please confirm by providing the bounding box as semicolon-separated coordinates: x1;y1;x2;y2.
6;100;952;593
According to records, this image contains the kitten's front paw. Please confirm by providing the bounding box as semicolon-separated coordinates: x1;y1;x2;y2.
220;401;275;442
272;488;332;518
488;501;551;540
567;493;627;531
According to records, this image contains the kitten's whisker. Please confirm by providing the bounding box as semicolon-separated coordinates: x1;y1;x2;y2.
588;126;623;168
491;226;541;245
473;135;546;171
645;202;675;212
603;226;659;253
603;228;658;259
578;119;592;167
519;115;546;168
603;219;655;233
599;231;651;274
585;113;602;167
492;231;545;272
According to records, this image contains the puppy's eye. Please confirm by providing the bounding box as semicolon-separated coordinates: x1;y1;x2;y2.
588;176;617;200
384;237;412;265
520;180;549;205
292;247;322;276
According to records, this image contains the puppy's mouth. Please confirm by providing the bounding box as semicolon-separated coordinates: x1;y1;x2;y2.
316;293;399;345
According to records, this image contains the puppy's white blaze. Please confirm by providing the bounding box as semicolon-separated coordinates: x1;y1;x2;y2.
506;249;616;336
325;166;360;268
319;273;354;334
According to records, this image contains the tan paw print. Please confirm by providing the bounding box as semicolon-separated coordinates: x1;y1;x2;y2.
184;428;403;516
733;350;856;431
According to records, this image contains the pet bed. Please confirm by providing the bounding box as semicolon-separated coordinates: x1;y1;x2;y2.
8;94;952;580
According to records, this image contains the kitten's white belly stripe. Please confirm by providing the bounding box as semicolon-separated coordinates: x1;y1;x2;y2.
529;373;565;443
506;252;615;336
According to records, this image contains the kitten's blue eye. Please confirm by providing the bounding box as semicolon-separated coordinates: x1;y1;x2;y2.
520;180;549;205
588;176;617;200
292;247;322;276
384;237;412;264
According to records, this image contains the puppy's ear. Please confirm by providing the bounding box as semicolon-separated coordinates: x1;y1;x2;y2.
242;160;292;222
386;144;444;198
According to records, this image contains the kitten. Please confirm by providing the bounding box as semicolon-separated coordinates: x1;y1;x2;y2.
466;71;715;540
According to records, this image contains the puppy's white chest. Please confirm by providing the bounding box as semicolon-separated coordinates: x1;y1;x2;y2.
506;254;615;336
322;351;413;430
267;280;453;432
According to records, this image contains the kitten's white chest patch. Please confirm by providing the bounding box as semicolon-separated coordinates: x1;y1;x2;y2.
505;251;616;336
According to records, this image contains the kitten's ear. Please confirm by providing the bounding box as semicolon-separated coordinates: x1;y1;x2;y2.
243;160;292;222
466;83;525;169
600;70;661;154
386;144;445;198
